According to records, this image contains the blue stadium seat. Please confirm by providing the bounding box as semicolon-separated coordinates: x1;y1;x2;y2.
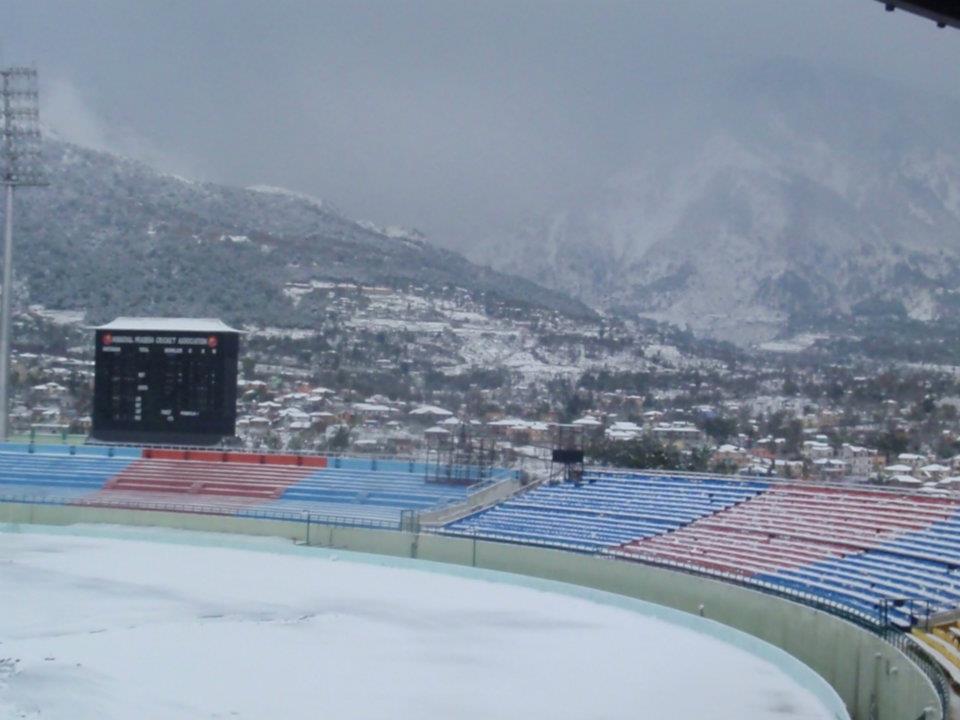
440;472;769;549
0;450;137;499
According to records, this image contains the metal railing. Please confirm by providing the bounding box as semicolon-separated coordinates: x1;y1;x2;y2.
432;526;880;622
0;493;402;531
80;438;498;467
585;464;960;499
7;441;514;488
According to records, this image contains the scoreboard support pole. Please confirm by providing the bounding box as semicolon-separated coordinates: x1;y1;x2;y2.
0;183;13;440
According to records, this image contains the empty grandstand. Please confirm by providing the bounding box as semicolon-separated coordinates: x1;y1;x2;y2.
438;469;960;629
6;443;959;631
0;448;954;717
0;444;510;528
6;443;960;630
441;471;769;550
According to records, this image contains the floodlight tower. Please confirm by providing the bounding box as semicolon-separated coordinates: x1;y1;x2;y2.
0;67;46;440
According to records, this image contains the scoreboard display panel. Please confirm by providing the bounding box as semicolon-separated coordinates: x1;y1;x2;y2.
91;319;239;445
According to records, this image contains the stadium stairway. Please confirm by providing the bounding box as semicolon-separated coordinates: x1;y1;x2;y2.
912;624;960;688
927;624;960;668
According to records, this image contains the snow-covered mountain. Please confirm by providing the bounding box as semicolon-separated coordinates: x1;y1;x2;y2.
7;139;592;326
468;63;960;344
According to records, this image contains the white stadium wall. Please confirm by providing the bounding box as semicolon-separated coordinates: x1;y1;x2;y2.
0;500;941;720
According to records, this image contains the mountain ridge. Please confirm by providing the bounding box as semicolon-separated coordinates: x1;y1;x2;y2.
8;139;595;326
462;62;960;344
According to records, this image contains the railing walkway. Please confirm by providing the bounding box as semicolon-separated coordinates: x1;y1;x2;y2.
0;492;405;530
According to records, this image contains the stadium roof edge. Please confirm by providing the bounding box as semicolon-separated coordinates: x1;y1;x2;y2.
876;0;960;29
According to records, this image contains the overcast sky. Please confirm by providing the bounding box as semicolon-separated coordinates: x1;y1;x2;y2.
4;0;959;245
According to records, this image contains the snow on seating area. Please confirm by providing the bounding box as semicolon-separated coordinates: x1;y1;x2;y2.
440;471;769;550
442;472;960;626
617;484;960;624
0;445;478;528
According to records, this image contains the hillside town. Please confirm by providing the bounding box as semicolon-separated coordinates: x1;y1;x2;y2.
12;289;960;492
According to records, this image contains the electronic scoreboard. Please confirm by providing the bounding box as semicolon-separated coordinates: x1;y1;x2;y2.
91;318;240;445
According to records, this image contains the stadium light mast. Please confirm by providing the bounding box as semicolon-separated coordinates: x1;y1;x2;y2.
0;67;46;440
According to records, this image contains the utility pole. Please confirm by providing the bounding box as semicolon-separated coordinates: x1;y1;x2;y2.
0;67;46;440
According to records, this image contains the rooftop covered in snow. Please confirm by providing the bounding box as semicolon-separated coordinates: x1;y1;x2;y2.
94;317;242;333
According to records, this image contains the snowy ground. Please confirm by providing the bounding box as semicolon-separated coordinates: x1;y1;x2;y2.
0;526;842;720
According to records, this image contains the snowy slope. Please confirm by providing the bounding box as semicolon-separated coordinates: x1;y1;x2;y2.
7;139;592;326
470;63;960;343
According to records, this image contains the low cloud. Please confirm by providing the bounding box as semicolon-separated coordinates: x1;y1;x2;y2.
42;77;205;181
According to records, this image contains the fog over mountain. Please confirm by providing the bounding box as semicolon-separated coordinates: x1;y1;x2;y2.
9;138;592;326
5;2;960;344
465;62;960;343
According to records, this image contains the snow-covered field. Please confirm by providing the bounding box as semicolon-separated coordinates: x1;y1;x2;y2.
0;526;841;720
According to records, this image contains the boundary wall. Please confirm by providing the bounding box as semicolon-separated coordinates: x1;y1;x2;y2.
0;443;142;458
0;500;941;720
